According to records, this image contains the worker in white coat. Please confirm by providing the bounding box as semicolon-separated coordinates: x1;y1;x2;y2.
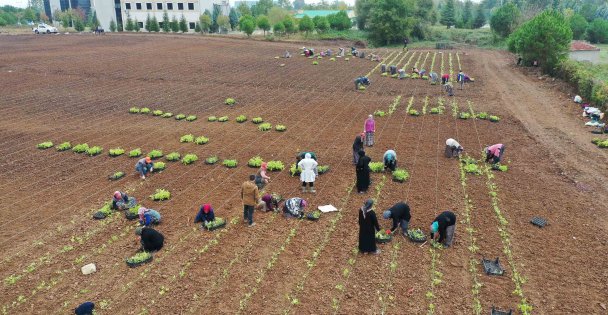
445;138;464;158
298;153;318;193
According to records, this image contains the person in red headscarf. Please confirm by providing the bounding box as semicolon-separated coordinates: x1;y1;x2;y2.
255;162;271;189
194;204;215;224
111;191;129;210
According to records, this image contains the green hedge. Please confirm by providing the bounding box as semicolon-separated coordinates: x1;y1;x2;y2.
556;59;608;109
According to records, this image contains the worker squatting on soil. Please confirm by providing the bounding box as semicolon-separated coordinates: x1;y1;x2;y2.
398;68;406;79
445;138;464;158
383;202;411;236
135;156;153;179
135;227;164;252
241;174;260;227
430;210;457;247
258;193;280;212
283;50;291;58
485;143;505;165
356;150;371;194
194;204;215;225
298;153;318;193
255;162;270;189
138;206;161;227
354;76;371;90
359;199;381;255
383;149;397;171
111;191;130;210
75;301;95;315
352;134;364;165
364;115;375;146
429;72;439;84
283;197;307;219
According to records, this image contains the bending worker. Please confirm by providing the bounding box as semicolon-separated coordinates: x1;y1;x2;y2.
383;149;397;171
354;76;371;90
445;138;464;158
383;201;411;236
484;143;505;165
430;210;456;247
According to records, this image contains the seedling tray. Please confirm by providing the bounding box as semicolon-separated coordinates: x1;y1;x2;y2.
92;211;107;220
126;255;153;268
530;217;547;228
306;213;319;221
482;257;505;276
108;172;125;180
125;212;139;220
491;307;512;315
204;221;226;231
117;197;137;211
407;229;427;243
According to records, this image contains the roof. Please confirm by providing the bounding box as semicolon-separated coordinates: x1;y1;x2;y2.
570;41;600;52
293;10;355;19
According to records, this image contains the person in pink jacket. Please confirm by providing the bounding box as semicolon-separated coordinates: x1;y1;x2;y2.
364;115;376;147
485;144;505;164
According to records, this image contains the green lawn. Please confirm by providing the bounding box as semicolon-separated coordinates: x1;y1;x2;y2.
596;44;608;64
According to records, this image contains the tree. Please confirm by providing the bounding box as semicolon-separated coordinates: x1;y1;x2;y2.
268;7;289;25
110;19;117;32
199;13;211;33
461;0;472;28
277;0;292;9
239;15;256;37
282;16;296;36
472;4;485;28
294;0;306;10
195;22;201;32
217;15;230;32
229;8;239;31
87;10;99;29
368;0;416;45
508;10;572;73
134;19;141;32
327;10;351;30
150;16;160;32
256;15;270;35
73;15;85;31
145;13;152;31
490;2;521;37
179;14;188;32
162;11;170;32
23;7;36;22
313;15;330;33
125;14;134;31
251;0;273;16
586;18;608;43
211;4;221;32
355;0;373;30
416;0;434;20
440;0;456;28
567;13;587;40
273;21;285;35
298;15;314;35
170;16;179;32
236;2;251;17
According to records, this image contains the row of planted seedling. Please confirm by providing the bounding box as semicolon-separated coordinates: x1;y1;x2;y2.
208;115;287;132
310;55;348;65
129;107;198;122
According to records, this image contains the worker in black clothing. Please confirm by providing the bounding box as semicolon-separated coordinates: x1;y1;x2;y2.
135;227;164;252
382;202;411;236
430;211;456;247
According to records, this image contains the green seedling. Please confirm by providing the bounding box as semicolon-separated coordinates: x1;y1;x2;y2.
182;154;198;165
275;124;286;131
140;107;150;114
236;115;247;123
208;116;217;122
129;107;140;113
72;143;89;153
126;251;152;264
152;110;163;116
153;162;166;171
489;115;500;122
37;141;53;149
369;162;385;173
109;148;125;157
317;165;330;174
374;110;386;117
175;114;186;120
392;168;410;182
223;159;238;168
150;189;171;201
195;136;209;145
180;134;194;143
205;156;218;164
218;116;229;122
129;148;142;157
248;156;263;168
408;109;420;116
161;112;173;118
252;117;263;124
165;152;180;161
266;160;284;171
56;141;72;151
148;150;163;159
86;146;103;156
258;123;272;131
185;115;197;122
225;98;236;105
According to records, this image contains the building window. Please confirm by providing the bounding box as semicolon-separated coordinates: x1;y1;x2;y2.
187;3;194;10
159;22;164;28
177;2;183;10
125;2;131;9
138;22;144;28
189;22;195;29
146;2;152;9
156;2;162;9
167;2;173;9
136;2;141;9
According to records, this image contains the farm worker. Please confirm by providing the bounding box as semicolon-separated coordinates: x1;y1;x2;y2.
389;65;397;76
412;67;420;75
351;46;357;56
441;73;450;85
138;207;161;227
584;107;604;125
135;227;164;252
111;191;129;210
364;114;376;146
242;174;259;227
75;301;95;315
338;47;345;57
258;193;275;212
352;135;364;165
402;37;408;51
430;210;457;247
444;82;454;96
284;50;291;58
255;162;270;188
457;70;465;89
354;76;370;91
574;95;582;104
419;69;427;76
383;202;411;236
398;69;406;79
325;48;332;56
445;138;464;158
356;150;371;194
194;203;215;224
283;197;307;219
359;199;381;254
371;54;382;62
135;156;153;179
429;72;439;84
464;74;474;82
383;149;397;172
298;153;318;193
484;144;505;165
380;64;387;74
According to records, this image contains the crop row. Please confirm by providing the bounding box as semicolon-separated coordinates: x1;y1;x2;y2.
365;52;397;78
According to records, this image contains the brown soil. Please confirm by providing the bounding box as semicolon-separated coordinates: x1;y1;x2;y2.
0;35;606;315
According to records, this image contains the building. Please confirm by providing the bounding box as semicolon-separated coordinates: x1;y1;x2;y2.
570;40;601;64
44;0;230;32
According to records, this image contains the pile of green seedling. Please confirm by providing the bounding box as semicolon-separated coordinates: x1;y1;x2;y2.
153;162;166;171
129;148;142;157
161;112;173;118
126;251;152;264
98;202;113;216
182;154;198;165
225;98;236;105
204;217;226;229
369;162;385;173
165;152;180;161
258;123;272;131
375;229;391;240
267;161;285;171
72;143;89;153
312;61;319;65
459;112;471;119
592;138;608;148
236;115;247;123
290;163;302;176
175;114;186;120
150;189;171;201
109;148;125;157
195;136;209;145
275;125;286;131
218;116;229;122
461;155;481;175
388;95;402;115
185;115;197;122
152;110;164;116
392;168;410;182
37;141;53;149
309;210;321;219
374;110;386;117
475;112;488;119
208;116;217;122
408;109;420;116
86;146;103;156
129;107;140;113
248;156;263;168
252;117;263;124
56;142;71;151
180;134;194;143
205;156;218;164
222;159;238;168
140;107;151;114
489;115;500;122
148;150;163;159
109;171;125;180
317;165;330;174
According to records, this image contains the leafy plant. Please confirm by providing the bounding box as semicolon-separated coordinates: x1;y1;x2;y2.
180;134;194;143
359;86;366;90
252;117;263;124
109;171;125;180
225;98;236;105
411;73;420;79
72;143;89;153
236;115;247;123
98;202;113;216
258;123;272;131
430;107;440;114
317;165;330;174
205;156;219;164
56;142;72;151
459;112;471;119
592;138;608;148
464;163;481;175
223;159;238;168
374;110;386;117
150;189;171;201
375;230;391;240
161;112;173;118
126;251;152;264
392;168;410;182
369;162;385;173
153;161;166;171
109;148;125;157
86;146;103;156
310;210;321;219
165;152;180;161
407;228;425;240
489;115;500;122
204;217;226;229
408;109;420;116
476;112;488;119
208;116;217;122
273;125;286;132
195;136;209;145
290;163;302;176
37;141;53;149
148;150;163;159
248;156;263;168
218;116;229;122
312;61;319;65
140;108;150;114
129;107;140;113
175;114;186;120
266;160;284;171
152;110;164;116
129;148;142;158
186;115;197;122
182;154;198;165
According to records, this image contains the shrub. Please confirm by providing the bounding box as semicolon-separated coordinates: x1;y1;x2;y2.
248;156;263;168
161;112;173;118
186;115;197;122
37;141;53;149
182;154;198;165
476;112;488;119
150;189;171;200
258;123;272;131
369;162;384;173
153;161;166;171
252;117;263;124
218;116;229;122
175;114;186;120
205;156;219;164
392;168;410;182
374;110;386;117
236;115;247;123
140;107;151;114
225;98;236;105
129;107;140;113
109;148;125;156
72;143;89;153
180;134;194;143
129;148;142;157
223;159;238;168
267;160;285;171
489;115;500;122
56;142;72;151
208;116;217;122
152;110;164;116
195;136;209;144
459;112;471;119
275;125;286;131
408;109;420;116
86;146;103;156
148;150;163;159
166;152;180;161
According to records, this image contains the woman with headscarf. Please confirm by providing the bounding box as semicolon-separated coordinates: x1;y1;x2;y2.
138;206;161;227
352;135;364;165
363;115;376;147
356;150;371;194
255;162;271;188
358;199;381;254
111;191;129;210
298;153;318;193
135;227;164;252
194;204;215;224
283;197;307;219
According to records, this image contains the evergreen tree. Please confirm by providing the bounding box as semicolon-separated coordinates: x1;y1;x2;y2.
170;16;179;32
134;18;141;31
145;13;151;31
229;8;239;31
150;15;160;32
568;13;587;40
199;13;212;33
490;2;521;37
368;0;417;45
125;15;134;31
298;15;314;36
179;14;188;32
587;18;608;43
109;19;117;32
355;0;373;30
273;21;285;35
217;15;230;32
472;4;485;28
256;15;270;35
461;0;472;28
236;3;251;17
195;22;201;32
312;15;329;33
282;16;296;36
440;0;456;28
162;11;170;32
